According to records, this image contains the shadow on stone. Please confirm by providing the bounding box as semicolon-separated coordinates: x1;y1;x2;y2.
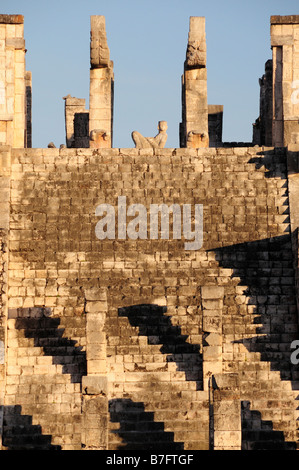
241;401;297;450
212;234;299;384
109;398;184;451
11;307;87;383
118;304;203;389
2;405;61;450
248;149;288;179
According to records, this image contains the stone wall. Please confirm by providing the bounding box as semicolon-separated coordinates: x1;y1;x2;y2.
0;145;297;450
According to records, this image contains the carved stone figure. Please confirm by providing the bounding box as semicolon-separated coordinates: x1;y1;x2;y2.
186;40;206;68
132;121;168;149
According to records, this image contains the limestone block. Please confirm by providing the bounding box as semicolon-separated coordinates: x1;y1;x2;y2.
214;431;241;449
5;38;25;50
203;345;222;360
82;376;107;396
201;286;224;299
5;24;16;39
85;287;107;301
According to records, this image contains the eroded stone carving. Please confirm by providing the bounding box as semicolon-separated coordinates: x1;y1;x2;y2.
187;131;209;148
90;129;110;148
186;40;206;68
89;16;114;148
132;121;168;149
180;17;209;148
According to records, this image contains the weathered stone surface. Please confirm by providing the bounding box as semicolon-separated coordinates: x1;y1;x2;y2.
180;17;209;148
90;16;111;69
89;17;114;149
0;15;24;24
270;16;299;147
1;13;299;453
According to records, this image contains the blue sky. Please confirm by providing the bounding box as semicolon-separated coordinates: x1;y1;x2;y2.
1;0;299;148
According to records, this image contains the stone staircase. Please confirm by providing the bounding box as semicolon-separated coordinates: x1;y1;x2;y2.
107;305;209;450
108;385;210;451
2;314;84;450
219;167;299;449
107;148;299;451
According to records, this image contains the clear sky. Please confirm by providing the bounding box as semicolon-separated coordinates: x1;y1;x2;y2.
1;0;299;148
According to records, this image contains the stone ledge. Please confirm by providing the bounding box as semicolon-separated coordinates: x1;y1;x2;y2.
0;14;24;24
11;147;267;158
271;15;299;25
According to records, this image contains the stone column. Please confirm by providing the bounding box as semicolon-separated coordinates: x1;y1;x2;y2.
271;16;299;147
81;287;108;450
0;15;27;148
180;17;209;148
89;16;114;149
201;286;224;390
63;95;88;148
210;373;241;450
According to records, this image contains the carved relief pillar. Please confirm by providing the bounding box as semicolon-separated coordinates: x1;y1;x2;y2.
180;17;209;148
89;16;114;149
81;287;108;450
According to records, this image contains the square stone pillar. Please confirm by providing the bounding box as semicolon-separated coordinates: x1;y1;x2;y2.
211;373;241;450
89;16;114;149
271;16;299;147
0;15;28;148
201;286;224;390
180;17;209;148
63;95;89;148
81;287;109;450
